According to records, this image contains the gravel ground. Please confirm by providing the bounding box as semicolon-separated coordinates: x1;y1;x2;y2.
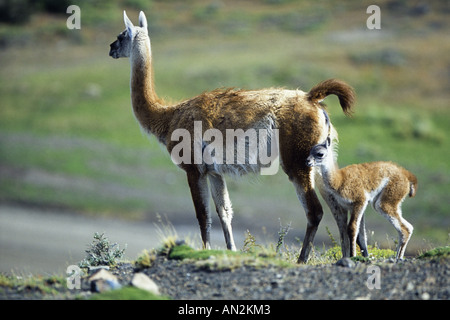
2;254;448;300
137;256;449;300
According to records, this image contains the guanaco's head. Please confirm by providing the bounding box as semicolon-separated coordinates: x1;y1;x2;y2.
307;136;331;167
109;11;148;59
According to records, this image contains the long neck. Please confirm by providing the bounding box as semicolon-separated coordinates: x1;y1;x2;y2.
320;154;342;192
129;37;168;143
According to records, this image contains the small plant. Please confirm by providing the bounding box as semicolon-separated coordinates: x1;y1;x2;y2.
326;226;339;248
79;232;126;269
321;227;343;261
242;229;263;254
321;245;343;262
276;221;292;254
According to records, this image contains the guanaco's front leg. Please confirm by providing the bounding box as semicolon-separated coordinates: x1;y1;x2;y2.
348;202;368;257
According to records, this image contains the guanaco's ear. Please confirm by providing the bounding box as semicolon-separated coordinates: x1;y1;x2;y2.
139;11;148;32
123;11;134;39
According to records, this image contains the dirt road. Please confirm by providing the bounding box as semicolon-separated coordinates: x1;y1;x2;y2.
0;205;245;275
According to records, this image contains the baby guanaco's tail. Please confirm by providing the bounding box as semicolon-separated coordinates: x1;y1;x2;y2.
407;172;418;198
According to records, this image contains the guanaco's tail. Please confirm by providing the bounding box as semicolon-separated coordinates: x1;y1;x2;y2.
307;79;356;117
407;172;418;198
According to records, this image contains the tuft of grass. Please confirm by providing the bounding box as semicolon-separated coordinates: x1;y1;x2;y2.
367;246;396;260
168;244;240;261
418;246;450;260
135;249;157;269
90;286;170;300
166;242;293;271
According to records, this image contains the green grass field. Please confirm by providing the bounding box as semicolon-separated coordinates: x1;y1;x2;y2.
0;0;449;251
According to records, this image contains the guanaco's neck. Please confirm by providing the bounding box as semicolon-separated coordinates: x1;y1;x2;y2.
129;36;169;143
320;155;343;192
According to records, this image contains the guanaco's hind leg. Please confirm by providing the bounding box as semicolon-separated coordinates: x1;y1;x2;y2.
208;173;237;251
186;170;212;249
374;181;414;261
376;202;413;261
394;214;413;260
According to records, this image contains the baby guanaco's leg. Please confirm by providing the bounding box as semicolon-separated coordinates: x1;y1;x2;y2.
348;202;368;257
374;180;414;260
376;200;413;260
357;214;369;257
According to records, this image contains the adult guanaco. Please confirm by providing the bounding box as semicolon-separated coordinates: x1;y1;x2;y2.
109;11;355;262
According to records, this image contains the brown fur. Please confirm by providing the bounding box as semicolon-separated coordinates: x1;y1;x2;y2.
336;162;416;260
308;138;417;260
110;12;356;262
307;79;355;117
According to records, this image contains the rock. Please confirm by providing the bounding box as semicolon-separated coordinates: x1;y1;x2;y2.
88;266;110;273
421;292;430;300
406;282;414;291
131;273;160;295
89;269;121;293
335;258;355;268
89;269;117;282
175;239;186;246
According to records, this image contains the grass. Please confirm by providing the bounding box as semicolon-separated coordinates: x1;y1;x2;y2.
141;224;398;269
417;246;450;260
168;244;290;270
0;272;67;296
0;0;448;250
90;286;169;300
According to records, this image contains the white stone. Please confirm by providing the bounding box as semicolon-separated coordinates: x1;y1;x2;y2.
131;273;160;295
